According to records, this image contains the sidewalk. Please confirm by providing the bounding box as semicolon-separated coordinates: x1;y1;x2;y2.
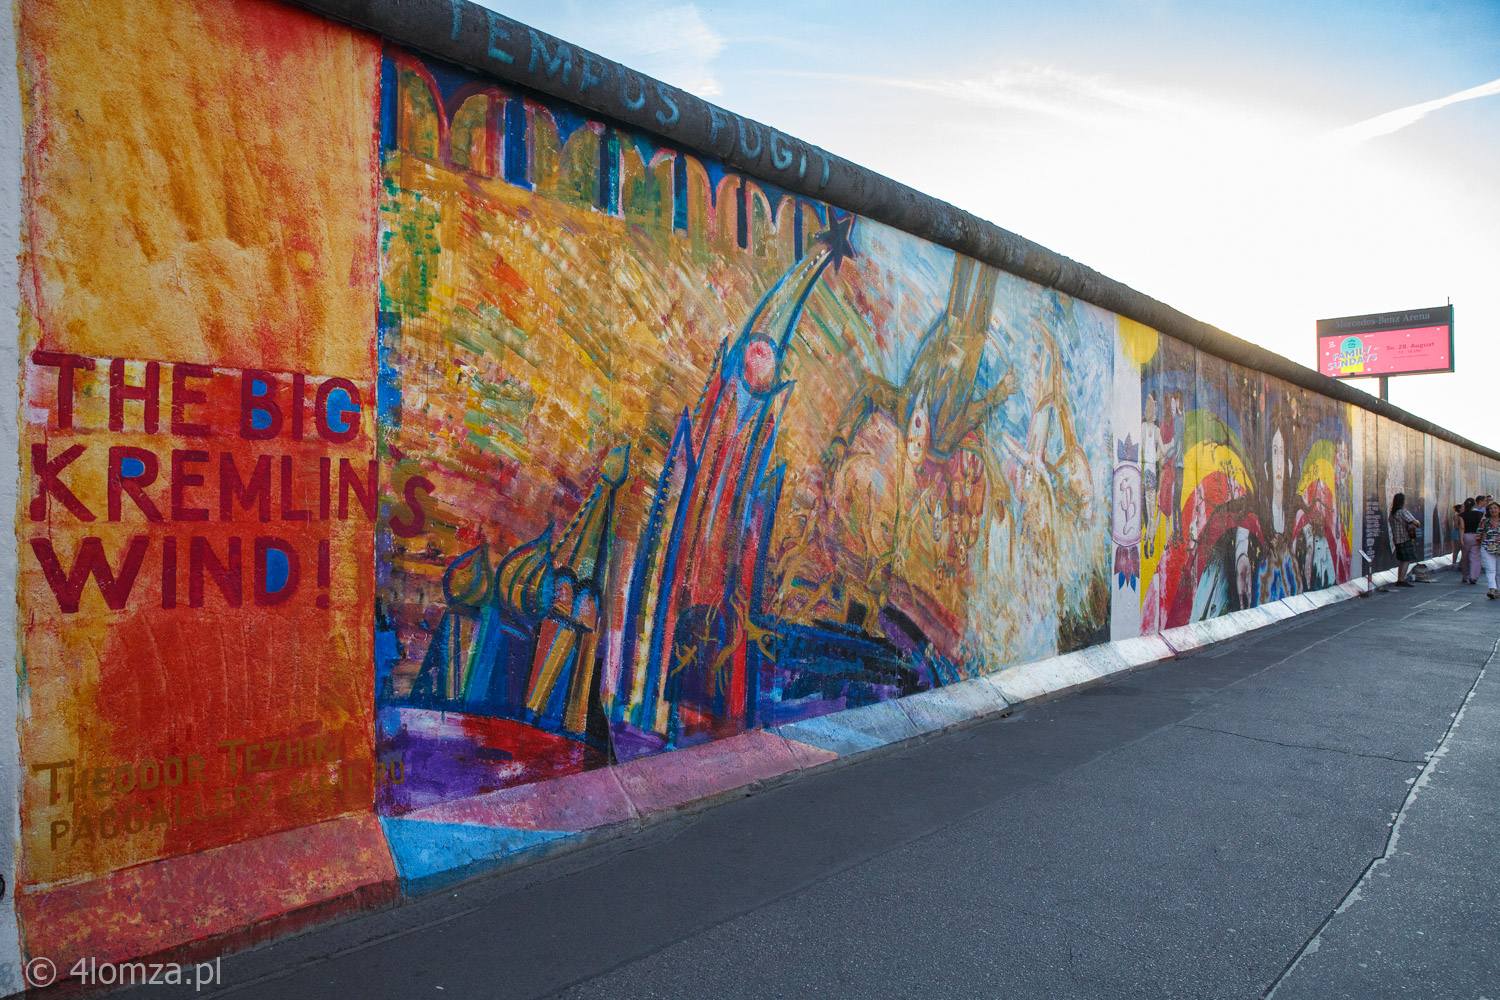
118;570;1500;999
1269;573;1500;999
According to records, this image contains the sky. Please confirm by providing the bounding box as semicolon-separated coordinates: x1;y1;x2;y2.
483;0;1500;449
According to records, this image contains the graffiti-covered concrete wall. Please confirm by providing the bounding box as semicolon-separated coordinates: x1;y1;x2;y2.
4;0;1497;985
373;43;1116;851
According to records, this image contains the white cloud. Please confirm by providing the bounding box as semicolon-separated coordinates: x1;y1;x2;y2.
858;65;1234;133
782;62;1316;175
489;2;727;97
1319;75;1500;150
614;4;726;97
751;61;1500;447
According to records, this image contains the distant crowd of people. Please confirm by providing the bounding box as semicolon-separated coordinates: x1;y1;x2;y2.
1449;495;1500;598
1387;492;1500;596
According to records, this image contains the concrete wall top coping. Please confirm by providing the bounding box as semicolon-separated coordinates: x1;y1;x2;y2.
288;0;1498;463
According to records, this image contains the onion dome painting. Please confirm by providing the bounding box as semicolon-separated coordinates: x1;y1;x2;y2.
404;446;629;751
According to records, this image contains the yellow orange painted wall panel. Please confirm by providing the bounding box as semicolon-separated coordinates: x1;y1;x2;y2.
15;0;382;891
20;0;379;376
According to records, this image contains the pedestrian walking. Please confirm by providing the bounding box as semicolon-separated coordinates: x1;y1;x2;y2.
1451;503;1464;566
1482;501;1500;599
1461;498;1483;584
1390;492;1420;588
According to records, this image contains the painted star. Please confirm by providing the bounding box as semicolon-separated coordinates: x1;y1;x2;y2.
815;212;857;272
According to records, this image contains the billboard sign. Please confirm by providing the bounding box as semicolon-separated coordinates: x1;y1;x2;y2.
1317;305;1453;379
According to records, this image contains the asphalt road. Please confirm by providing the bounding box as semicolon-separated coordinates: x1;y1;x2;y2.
117;568;1500;1000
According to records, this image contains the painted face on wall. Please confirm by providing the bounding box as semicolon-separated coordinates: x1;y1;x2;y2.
906;392;930;467
741;337;778;393
1189;491;1210;541
1272;428;1286;534
1300;523;1315;585
1235;527;1253;609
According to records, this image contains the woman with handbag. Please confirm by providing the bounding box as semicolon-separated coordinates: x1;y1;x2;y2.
1390;492;1420;588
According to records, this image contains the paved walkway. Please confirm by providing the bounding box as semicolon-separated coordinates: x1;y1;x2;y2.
120;568;1500;999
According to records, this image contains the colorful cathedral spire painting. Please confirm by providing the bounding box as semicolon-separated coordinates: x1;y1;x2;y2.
613;215;857;753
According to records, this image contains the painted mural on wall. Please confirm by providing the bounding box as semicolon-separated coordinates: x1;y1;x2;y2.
13;0;1500;963
1116;323;1354;632
371;48;1113;813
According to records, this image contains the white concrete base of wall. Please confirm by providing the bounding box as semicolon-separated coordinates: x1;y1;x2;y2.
780;557;1456;764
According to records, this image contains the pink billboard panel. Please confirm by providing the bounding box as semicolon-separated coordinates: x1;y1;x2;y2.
1318;326;1452;378
1316;306;1454;379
